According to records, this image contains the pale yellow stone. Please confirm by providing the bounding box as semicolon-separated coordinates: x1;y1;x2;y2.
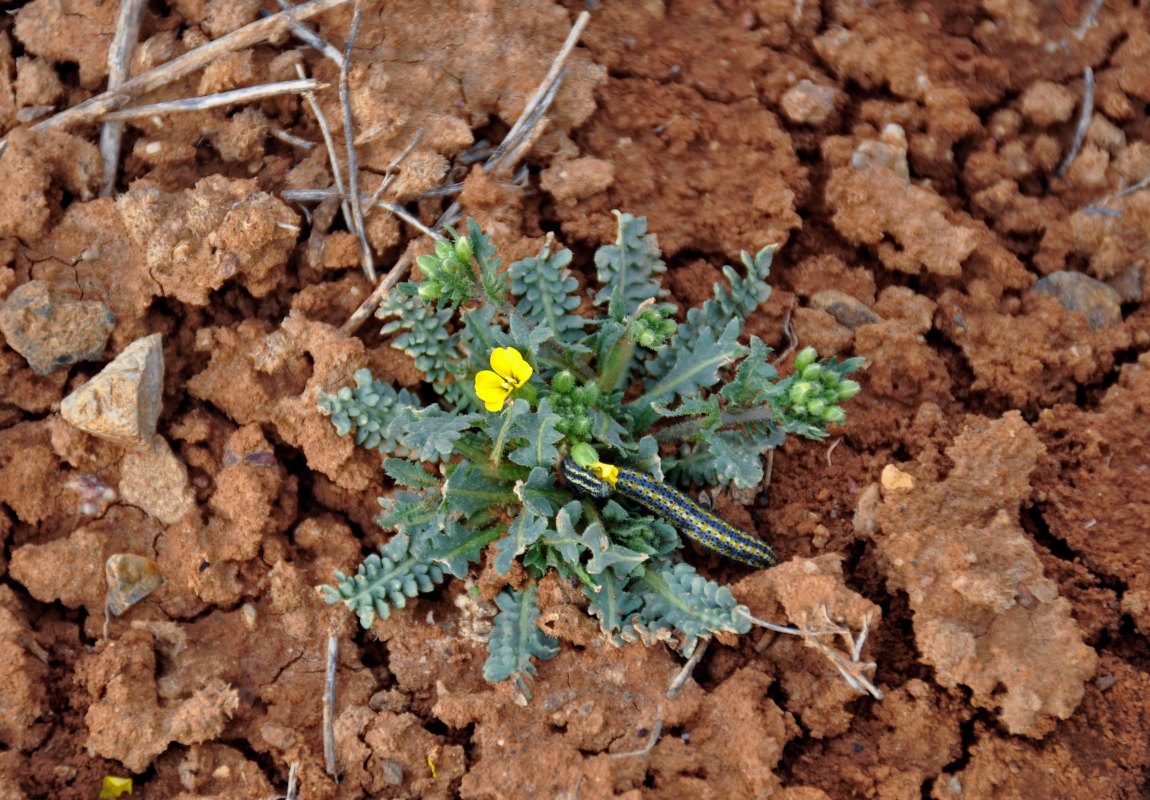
119;435;195;524
881;464;916;493
60;333;163;450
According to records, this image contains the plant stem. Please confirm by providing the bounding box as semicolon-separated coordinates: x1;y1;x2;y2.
653;406;777;443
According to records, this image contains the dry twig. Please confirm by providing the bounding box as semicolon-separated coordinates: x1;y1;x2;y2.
275;0;346;66
324;634;339;779
666;638;709;698
99;80;325;121
339;3;375;280
100;0;147;195
608;719;664;759
1056;66;1095;179
17;0;352;142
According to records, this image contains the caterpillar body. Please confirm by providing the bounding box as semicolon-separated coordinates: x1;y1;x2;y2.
560;457;778;569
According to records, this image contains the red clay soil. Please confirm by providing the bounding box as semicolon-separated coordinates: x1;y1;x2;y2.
1;1;1149;798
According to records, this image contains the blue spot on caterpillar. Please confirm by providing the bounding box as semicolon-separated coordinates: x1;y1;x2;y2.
560;457;777;568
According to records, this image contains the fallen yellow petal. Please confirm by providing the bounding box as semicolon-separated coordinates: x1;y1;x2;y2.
589;461;619;486
99;776;133;798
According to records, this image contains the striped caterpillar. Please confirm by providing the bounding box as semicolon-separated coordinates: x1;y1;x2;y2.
560;457;778;569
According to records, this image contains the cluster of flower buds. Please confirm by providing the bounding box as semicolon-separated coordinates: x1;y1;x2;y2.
414;234;475;304
629;305;678;350
785;347;861;426
550;370;599;439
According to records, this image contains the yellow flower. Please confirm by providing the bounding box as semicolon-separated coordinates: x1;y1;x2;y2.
589;461;618;487
474;347;533;412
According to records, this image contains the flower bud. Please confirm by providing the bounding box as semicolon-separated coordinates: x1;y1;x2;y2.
454;236;473;263
552;370;576;394
417;281;443;300
836;380;861;401
822;406;845;424
789;381;814;406
801;364;823;382
794;346;818;373
806;398;827;417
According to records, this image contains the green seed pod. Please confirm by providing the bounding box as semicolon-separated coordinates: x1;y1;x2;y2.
552;370;576;394
794;346;818;373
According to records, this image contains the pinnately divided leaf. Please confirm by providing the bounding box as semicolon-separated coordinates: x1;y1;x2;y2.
507;397;564;468
483;585;560;693
636;318;747;407
635;561;751;655
317;368;422;454
386;406;479;463
594;212;667;321
509;240;584;340
319;533;446;628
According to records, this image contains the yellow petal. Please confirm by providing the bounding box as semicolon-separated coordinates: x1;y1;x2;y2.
99;776;133;798
474;370;510;412
490;347;533;387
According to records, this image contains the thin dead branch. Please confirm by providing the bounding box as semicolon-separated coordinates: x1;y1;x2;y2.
100;0;147;196
1056;66;1095;179
339;3;375;280
99;80;325;121
324;634;339;779
666;638;708;698
275;0;346;66
739;606;883;699
608;719;664;759
19;0;352;142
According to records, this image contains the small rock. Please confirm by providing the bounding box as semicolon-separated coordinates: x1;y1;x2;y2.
540;157;615;203
881;464;915;493
809;289;881;330
1030;271;1123;329
60;333;164;450
119;435;196;524
781;79;838;126
0;280;114;374
1106;264;1144;304
105;553;164;616
1019;81;1076;127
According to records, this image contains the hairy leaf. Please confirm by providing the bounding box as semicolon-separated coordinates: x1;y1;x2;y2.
483;585;560;692
594;212;667;321
510;240;584;340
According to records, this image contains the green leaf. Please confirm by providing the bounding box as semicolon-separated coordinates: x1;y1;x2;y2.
510;240;584;340
430;518;502;578
485;398;529;464
635;561;751;656
318;368;423;455
319;533;446;628
378;294;459;385
517;466;560;517
720;335;778;408
584;569;642;645
382;458;440;489
386;406;479;462
508;397;563;468
468;217;507;305
637;318;748;407
494;508;548;575
444;460;517;517
594;212;667;321
483;585;560;693
546;501;588;565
